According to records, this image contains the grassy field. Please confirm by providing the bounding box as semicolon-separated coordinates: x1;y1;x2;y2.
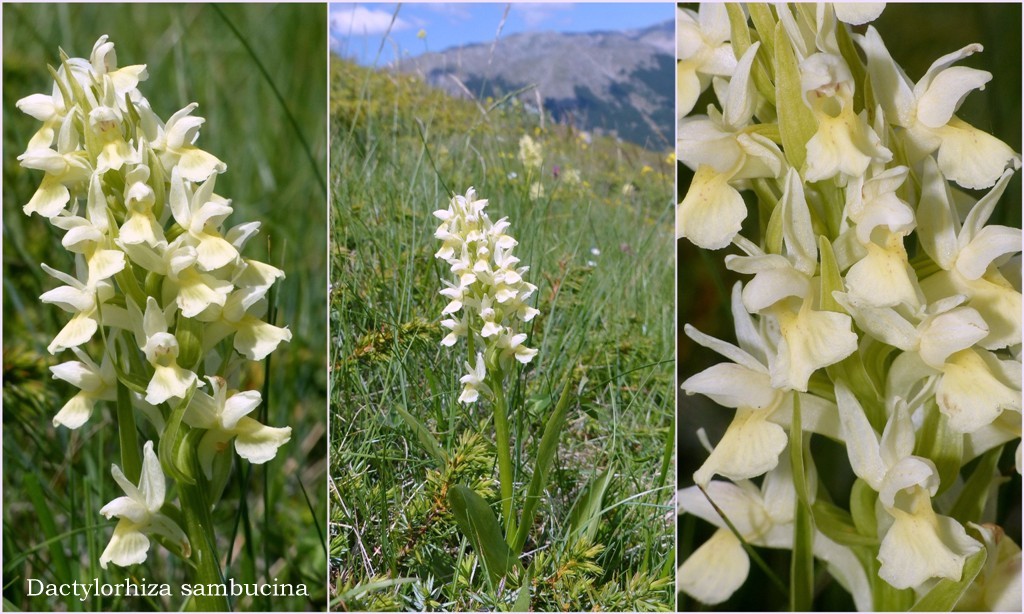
3;5;327;610
329;56;675;611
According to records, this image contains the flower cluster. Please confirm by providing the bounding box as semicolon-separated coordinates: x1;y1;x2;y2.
434;187;539;403
18;36;293;568
677;4;1021;609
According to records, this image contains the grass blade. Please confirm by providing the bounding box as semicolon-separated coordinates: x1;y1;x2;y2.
394;405;448;466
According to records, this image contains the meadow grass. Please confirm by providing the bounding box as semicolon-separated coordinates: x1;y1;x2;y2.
329;57;675;611
3;5;328;610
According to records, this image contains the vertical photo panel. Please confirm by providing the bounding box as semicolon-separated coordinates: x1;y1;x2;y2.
3;4;328;610
676;3;1021;612
329;3;676;611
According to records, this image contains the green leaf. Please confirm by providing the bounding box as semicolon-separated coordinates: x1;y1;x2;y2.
774;22;818;172
566;465;615;545
394;405;447;466
909;547;987;611
913;403;963;496
812;499;877;547
512;567;532;612
512;375;574;555
949;445;1004;524
115;381;142;483
24;475;74;604
448;485;517;583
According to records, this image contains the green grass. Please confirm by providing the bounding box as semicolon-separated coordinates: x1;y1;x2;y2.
3;5;327;610
329;57;675;611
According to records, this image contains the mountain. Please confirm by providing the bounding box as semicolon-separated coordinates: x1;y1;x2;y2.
393;20;674;149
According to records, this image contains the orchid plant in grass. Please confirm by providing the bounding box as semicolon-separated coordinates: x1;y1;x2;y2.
422;186;576;585
677;4;1021;611
17;36;292;607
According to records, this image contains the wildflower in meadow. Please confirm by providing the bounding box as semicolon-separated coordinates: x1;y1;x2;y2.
433;187;539;403
16;36;292;573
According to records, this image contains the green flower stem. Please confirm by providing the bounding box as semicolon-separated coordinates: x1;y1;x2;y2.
115;381;142;483
178;445;230;612
489;371;516;542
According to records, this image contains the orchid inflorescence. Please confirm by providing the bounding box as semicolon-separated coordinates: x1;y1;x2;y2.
677;3;1021;610
17;36;293;570
434;187;539;404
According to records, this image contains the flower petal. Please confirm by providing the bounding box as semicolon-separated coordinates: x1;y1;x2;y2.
232;417;291;465
99;521;151;569
682;363;780;410
937;349;1020;433
934;117;1021;190
678;529;750;605
694;408;788;485
677;165;746;250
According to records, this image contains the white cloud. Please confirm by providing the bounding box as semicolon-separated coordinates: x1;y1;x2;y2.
421;3;472;22
512;3;574;28
330;5;411;36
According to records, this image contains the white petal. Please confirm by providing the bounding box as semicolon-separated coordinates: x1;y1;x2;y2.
195;235;238;271
771;303;858;392
232;417;291;464
917;66;991;129
677;481;767;536
221;390;262;430
835;380;886;490
845;241;920;309
145;364;196;405
233;318;292;361
722;43;760;129
833;3;884;25
682;363;780;410
833;293;917;351
52;393;97;429
878;493;981;589
47;314;98;354
919;307;988;368
99;496;148;524
177;147;227;182
683;324;765;373
99;521;151;569
780;169;817;275
182;389;220;429
693;408;788;485
937;350;1020;433
146;513;190;557
678;529;750;605
677;62;701;119
933;117;1021;190
677;165;746;250
138;440;165;511
957;226;1022;281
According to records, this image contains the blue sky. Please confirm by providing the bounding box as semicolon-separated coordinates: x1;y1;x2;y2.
330;3;673;65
